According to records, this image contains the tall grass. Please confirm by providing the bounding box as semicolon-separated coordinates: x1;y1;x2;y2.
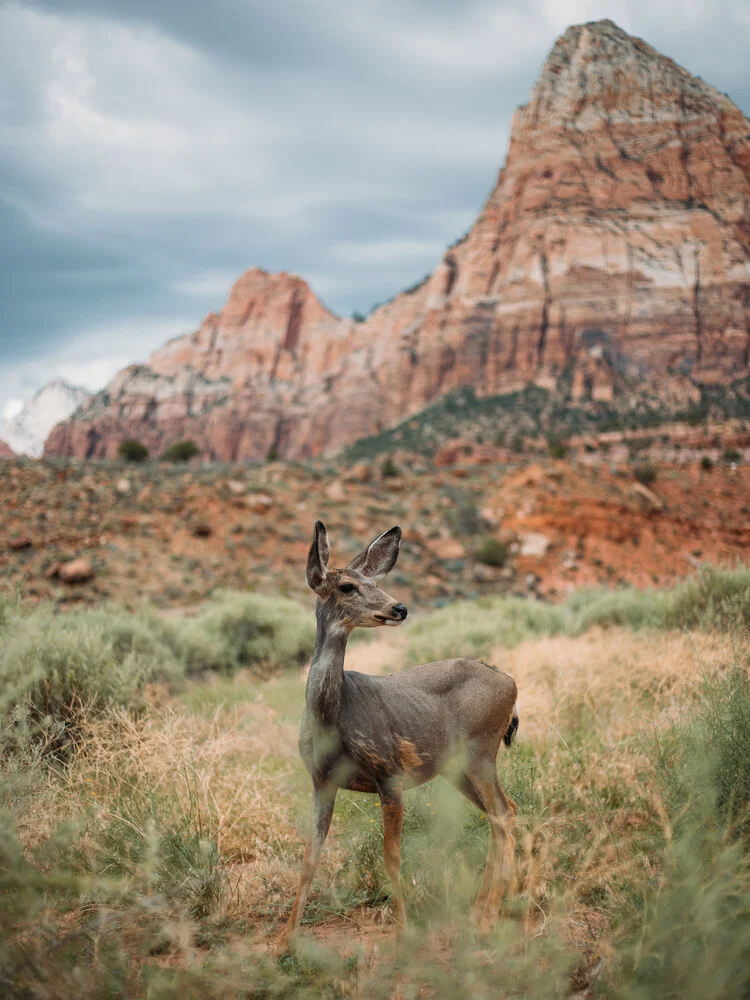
407;564;750;662
2;571;750;996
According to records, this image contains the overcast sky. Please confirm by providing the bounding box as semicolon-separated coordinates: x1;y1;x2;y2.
1;0;749;415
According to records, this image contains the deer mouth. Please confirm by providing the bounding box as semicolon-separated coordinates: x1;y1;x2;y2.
374;613;402;626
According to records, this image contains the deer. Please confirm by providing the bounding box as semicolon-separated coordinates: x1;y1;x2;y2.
283;520;519;945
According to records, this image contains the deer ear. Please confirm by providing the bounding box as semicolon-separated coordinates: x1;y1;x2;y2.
347;525;401;578
306;520;330;591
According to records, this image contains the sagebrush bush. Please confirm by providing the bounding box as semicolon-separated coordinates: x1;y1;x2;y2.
0;603;183;732
407;565;750;662
660;663;750;839
547;434;568;459
473;537;509;567
633;461;657;485
180;592;316;675
0;593;316;738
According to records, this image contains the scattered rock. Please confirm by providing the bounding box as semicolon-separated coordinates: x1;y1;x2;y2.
472;564;499;583
480;507;499;529
325;481;347;503
227;479;247;495
425;537;466;561
519;532;551;558
561;550;578;571
346;462;372;483
115;477;131;495
59;558;95;584
244;493;274;513
9;536;32;551
192;522;213;538
631;482;665;511
434;443;463;467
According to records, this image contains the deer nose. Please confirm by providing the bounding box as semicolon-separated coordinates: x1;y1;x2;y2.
392;603;408;620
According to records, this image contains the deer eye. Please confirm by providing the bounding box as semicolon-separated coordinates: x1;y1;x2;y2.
339;583;357;594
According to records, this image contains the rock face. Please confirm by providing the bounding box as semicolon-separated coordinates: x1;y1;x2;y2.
0;439;15;458
45;20;750;463
5;380;88;458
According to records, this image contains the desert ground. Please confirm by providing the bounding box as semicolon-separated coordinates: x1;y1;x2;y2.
3;452;750;996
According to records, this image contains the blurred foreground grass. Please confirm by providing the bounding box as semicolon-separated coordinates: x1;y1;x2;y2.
2;568;750;997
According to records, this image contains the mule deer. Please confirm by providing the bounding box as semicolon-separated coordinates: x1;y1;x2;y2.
284;521;519;942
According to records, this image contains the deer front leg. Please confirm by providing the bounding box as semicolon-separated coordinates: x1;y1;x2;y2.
378;780;406;927
284;780;337;943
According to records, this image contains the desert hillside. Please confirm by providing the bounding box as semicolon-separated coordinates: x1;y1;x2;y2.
3;437;750;610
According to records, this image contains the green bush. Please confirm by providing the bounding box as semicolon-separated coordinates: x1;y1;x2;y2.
723;446;742;464
0;603;183;734
381;455;400;478
180;592;316;675
633;462;657;485
0;593;317;738
407;565;750;662
547;434;568;459
118;439;149;462
701;454;714;471
473;537;509;567
162;440;200;463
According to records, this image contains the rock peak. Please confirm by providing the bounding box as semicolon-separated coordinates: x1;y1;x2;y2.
45;22;750;463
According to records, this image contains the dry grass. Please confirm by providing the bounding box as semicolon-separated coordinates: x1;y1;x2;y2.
495;627;740;742
4;619;750;997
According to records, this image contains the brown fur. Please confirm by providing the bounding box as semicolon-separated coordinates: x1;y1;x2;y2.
396;737;423;772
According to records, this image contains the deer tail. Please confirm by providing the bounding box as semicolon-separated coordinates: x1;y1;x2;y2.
503;702;519;747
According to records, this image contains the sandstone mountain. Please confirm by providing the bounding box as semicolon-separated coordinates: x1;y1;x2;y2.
45;19;750;462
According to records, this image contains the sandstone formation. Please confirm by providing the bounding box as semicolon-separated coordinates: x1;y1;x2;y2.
46;19;750;463
0;439;15;458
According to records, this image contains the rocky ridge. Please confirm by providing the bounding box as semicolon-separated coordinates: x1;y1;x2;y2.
45;20;750;462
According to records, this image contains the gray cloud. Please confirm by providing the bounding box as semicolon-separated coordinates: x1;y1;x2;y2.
1;0;749;410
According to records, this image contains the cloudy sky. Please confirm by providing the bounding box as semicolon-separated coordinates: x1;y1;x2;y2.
1;0;749;415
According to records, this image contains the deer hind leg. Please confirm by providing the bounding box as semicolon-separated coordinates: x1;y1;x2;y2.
284;781;337;943
454;764;517;934
378;780;406;927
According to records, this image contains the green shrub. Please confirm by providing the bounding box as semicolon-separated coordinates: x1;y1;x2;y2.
266;443;279;462
181;592;316;675
118;439;149;462
407;565;750;662
473;537;509;567
162;440;200;463
701;454;714;471
0;593;317;737
381;455;400;478
633;462;657;485
723;446;742;464
547;434;568;459
0;604;183;735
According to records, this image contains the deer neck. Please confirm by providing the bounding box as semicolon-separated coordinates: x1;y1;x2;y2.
306;607;349;725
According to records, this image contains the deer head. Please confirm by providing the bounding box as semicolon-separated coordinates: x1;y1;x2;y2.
306;520;408;630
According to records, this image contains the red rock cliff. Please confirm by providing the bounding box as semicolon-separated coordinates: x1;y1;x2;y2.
45;19;750;461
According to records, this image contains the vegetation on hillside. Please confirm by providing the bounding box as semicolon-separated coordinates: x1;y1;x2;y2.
2;569;750;996
345;377;750;460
